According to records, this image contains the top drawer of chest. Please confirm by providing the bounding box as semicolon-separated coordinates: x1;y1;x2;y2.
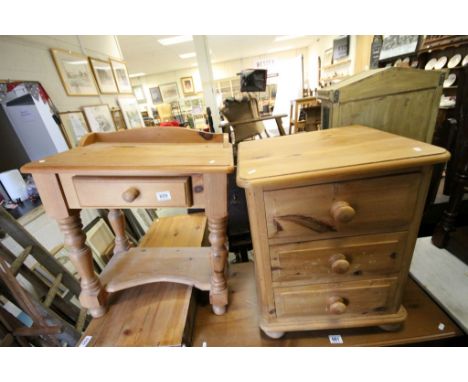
264;172;421;243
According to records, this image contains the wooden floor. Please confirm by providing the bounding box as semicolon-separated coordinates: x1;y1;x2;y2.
410;235;468;334
192;262;464;346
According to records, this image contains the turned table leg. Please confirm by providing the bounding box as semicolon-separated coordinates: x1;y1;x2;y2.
108;209;132;255
204;173;229;315
208;216;228;315
58;211;107;318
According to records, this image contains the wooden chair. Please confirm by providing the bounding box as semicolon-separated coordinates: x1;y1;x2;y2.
289;96;321;134
220;95;286;144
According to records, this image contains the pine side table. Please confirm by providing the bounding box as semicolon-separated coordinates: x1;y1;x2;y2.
237;125;449;338
21;128;234;318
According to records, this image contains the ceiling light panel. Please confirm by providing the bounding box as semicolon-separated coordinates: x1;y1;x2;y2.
274;35;305;42
179;52;196;59
158;35;193;46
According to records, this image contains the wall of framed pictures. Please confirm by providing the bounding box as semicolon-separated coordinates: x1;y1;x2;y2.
0;36;123;113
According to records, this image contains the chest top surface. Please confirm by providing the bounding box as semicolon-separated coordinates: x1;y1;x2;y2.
237;125;449;187
22;141;234;175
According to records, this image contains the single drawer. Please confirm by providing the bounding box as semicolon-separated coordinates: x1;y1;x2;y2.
270;232;406;286
274;278;398;318
265;172;421;243
73;176;192;208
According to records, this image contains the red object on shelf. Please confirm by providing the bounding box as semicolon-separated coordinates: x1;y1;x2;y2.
159;121;180;127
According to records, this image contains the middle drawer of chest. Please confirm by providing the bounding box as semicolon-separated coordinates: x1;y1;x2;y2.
270;232;407;286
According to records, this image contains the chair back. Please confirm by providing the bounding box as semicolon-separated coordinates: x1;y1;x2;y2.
221;96;265;142
156;103;173;122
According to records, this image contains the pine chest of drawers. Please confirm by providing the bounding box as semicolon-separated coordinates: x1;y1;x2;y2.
236;125;449;338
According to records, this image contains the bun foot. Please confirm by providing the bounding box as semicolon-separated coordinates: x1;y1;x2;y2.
89;306;107;318
379;323;402;332
263;329;285;339
212;304;226;315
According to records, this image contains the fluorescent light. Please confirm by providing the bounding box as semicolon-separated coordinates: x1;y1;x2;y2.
128;72;146;78
179;52;196;59
268;46;294;53
158;35;192;46
274;35;305;42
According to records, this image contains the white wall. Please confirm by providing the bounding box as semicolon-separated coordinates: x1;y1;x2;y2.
0;35;123;111
131;46;309;108
307;35;358;90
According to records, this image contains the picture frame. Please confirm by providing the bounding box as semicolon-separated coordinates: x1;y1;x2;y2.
85;218;115;271
82;104;117;133
132;85;146;104
89;57;118;94
118;96;145;129
379;35;420;61
58;111;90;148
110;107;127;130
332;35;350;63
130;208;153;234
110;59;132;94
50;49;99;96
180;76;195;96
149;86;163;104
159;82;179;102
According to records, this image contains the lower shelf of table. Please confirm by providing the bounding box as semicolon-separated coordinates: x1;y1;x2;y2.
99;247;212;293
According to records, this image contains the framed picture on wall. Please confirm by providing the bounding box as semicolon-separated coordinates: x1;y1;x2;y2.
180;76;195;96
58;111;90;148
332;35;350;62
149;86;163;104
50;49;99;96
110;59;132;94
110;107;127;130
89;57;118;94
118;96;145;129
159;82;179;102
132;85;146;104
82;104;117;133
379;35;420;61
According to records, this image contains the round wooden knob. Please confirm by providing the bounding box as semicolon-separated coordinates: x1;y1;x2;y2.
329;254;350;274
122;187;140;203
330;201;355;223
327;296;347;315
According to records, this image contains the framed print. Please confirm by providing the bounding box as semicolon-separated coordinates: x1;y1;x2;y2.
379;35;420;61
180;76;195;96
132;85;146;104
50;49;99;96
149;86;163;104
59;111;90;148
110;108;127;130
118;96;145;129
89;57;118;94
332;35;350;62
110;59;132;93
82;104;117;133
159;82;179;102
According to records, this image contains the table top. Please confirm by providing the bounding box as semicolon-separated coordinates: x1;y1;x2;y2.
21;141;234;175
237;125;450;188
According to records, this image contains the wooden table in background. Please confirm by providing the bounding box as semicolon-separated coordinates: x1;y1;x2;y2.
192;262;464;346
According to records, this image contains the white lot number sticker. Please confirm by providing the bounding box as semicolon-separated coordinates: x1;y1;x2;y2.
156;191;172;201
79;336;92;347
328;334;343;344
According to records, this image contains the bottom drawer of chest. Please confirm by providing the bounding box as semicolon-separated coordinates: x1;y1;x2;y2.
274;278;398;319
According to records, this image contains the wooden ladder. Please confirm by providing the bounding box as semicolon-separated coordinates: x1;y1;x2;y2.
0;207;87;345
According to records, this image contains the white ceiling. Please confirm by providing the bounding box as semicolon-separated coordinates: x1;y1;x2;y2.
117;35;318;76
